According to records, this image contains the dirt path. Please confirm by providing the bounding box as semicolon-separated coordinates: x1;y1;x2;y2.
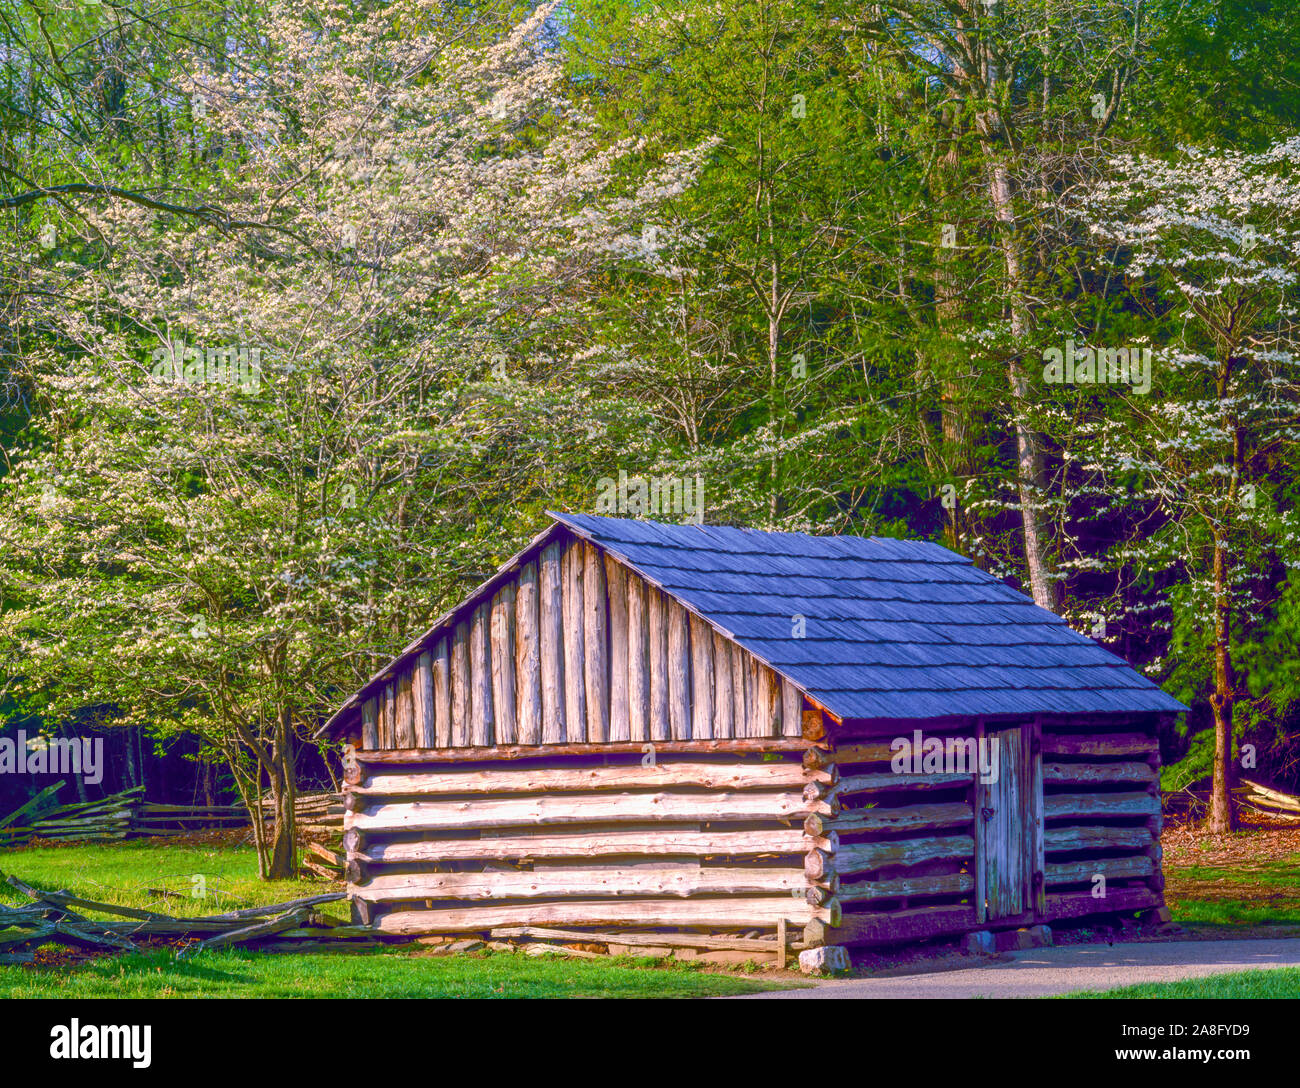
733;938;1300;999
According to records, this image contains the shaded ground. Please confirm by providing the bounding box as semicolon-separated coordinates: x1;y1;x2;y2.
734;939;1300;999
1162;813;1300;931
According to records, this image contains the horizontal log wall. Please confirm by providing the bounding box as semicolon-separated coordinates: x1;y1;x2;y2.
1039;714;1165;910
345;748;826;938
800;726;977;945
800;713;1167;950
357;530;806;751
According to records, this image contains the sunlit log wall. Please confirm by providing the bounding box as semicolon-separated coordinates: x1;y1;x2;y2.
343;746;828;939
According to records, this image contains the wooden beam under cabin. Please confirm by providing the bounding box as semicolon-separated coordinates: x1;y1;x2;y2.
372;898;821;935
804;904;976;950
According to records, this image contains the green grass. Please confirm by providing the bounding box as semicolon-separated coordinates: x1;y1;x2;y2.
1168;899;1300;927
0;946;787;998
1166;858;1300;928
1175;861;1300;888
1062;966;1300;999
0;841;792;997
0;839;344;920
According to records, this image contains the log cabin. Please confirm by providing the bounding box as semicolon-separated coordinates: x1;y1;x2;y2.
317;512;1185;956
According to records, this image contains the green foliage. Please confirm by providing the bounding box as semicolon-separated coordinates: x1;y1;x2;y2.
0;0;1297;813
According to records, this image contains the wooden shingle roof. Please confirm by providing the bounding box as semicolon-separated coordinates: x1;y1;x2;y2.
551;512;1187;721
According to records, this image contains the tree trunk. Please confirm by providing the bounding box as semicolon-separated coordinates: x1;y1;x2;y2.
1208;356;1244;832
1207;531;1237;831
980;137;1057;612
934;121;972;552
202;755;217;829
265;708;298;880
66;724;88;803
226;759;268;880
123;726;138;789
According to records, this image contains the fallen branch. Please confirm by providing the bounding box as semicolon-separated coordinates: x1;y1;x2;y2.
180;909;310;956
4;873;170;922
0;870;362;958
190;892;345;922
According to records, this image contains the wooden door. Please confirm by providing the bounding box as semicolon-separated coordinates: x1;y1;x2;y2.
978;725;1028;920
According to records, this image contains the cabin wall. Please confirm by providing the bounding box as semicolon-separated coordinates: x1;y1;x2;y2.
343;713;1166;948
354;532;804;751
1040;713;1165;923
343;746;829;939
801;724;982;947
800;713;1166;949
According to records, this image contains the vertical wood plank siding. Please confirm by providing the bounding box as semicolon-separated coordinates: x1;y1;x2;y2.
582;542;609;743
627;575;649;742
540;543;567;744
561;541;587;742
351;530;812;752
515;561;542;745
605;554;630;742
490;586;517;745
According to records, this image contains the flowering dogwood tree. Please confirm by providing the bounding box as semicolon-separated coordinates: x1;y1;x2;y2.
0;0;711;877
1071;139;1300;831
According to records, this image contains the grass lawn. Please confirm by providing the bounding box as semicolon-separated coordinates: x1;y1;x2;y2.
1162;826;1300;930
0;839;794;997
0;945;788;998
0;837;348;921
1062;966;1300;998
1166;863;1300;928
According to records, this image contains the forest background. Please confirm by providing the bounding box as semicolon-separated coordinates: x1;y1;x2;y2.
1;0;1297;875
